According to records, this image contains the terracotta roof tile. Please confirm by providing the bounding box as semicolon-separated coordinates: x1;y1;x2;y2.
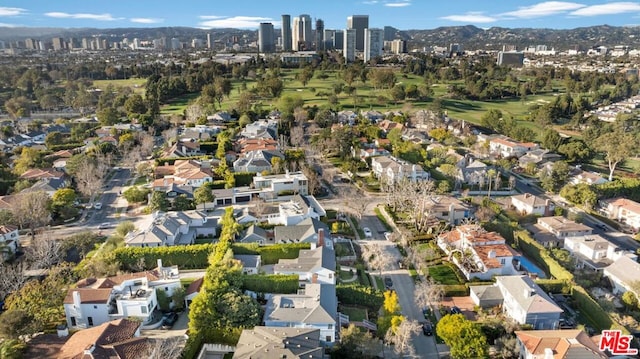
63;288;112;304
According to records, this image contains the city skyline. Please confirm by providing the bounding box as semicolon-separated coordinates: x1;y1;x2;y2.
2;1;640;30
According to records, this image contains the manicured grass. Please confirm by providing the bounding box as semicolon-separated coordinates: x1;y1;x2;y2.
93;78;147;94
339;269;355;281
160;92;200;114
415;242;444;262
133;176;149;186
428;264;463;285
374;207;392;231
374;275;384;290
194;237;214;245
340;305;368;322
334;241;356;257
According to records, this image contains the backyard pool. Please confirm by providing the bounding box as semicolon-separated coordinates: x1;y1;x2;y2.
514;256;546;279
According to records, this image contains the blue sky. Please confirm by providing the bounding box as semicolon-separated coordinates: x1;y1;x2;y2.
2;1;640;29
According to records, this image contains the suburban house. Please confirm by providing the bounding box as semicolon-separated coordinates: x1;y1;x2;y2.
64;260;182;329
233;254;262;275
564;234;636;270
58;319;148;359
124;210;217;247
536;217;593;241
19;167;65;181
371;156;429;184
470;276;563;329
233;149;284;173
377;119;404;133
601;197;640;231
236;138;278;154
153;159;214;188
233;327;323;359
21;177;69;197
269;195;326;226
274;239;336;285
515;330;607;359
185;277;204;309
237;224;270;244
241;119;278;140
511;193;555;216
274;218;332;247
160;140;202;158
437;225;519;280
424;196;473;225
263;283;337;345
446;154;489;185
518;149;563;169
252;171;309;198
0;225;19;257
489;136;538;158
603;254;640;296
569;169;608;186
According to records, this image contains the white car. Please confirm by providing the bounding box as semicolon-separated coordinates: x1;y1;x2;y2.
94;202;103;210
98;223;110;229
363;227;373;238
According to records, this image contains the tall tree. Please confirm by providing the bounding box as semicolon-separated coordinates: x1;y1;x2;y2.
595;130;638;181
385;319;421;358
12;191;51;240
436;314;488;359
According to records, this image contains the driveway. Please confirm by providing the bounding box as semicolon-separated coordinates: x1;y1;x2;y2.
142;310;189;339
440;296;478;321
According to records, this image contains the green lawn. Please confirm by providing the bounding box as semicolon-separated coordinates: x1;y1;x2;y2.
374;275;384;291
160;92;200;114
374;207;392;231
93;78;147;94
340;305;368;322
428;264;463;285
339;269;355;281
133;176;149;186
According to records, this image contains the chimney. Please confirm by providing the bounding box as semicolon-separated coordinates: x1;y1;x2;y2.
449;203;455;225
73;291;82;309
524;288;535;298
312;273;318;283
317;229;324;248
488;250;496;259
544;348;554;359
157;259;163;270
83;344;96;357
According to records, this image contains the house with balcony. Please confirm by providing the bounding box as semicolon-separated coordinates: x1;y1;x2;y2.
252;171;309;199
124;210;216;247
511;193;554;216
274;237;335;285
263;283;337;345
536;217;593;244
564;234;636;270
437;225;519;280
515;330;607;359
489;136;538;158
470;276;563;329
601;197;640;231
371;156;429;184
64;260;181;329
270;194;326;226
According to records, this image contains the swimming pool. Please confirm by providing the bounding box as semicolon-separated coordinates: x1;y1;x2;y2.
514;256;546;279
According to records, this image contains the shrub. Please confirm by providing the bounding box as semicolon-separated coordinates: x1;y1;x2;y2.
232;243;310;265
112;244;216;270
241;275;299;294
233;172;255;186
336;284;384;312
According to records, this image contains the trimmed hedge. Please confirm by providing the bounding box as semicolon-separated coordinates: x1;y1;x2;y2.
155;155;208;166
241;274;299;294
232;243;311;265
111;243;215;270
536;279;571;294
336;283;384;312
442;284;469;297
233;172;255;186
514;230;573;282
571;285;614;332
49;143;84;151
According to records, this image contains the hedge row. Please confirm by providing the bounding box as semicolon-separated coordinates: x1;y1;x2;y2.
442;284;469;297
514;230;573;282
155;155;208;166
111;243;216;270
233;172;255;186
571;285;614;332
232;243;311;265
48;143;84;151
336;283;384;312
535;279;571;294
241;274;299;294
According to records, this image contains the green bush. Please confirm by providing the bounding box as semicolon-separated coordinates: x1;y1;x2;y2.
442;284;469;296
49;143;84;151
571;286;616;332
336;284;383;312
241;274;299;294
155;155;208;166
232;243;310;265
112;244;216;270
535;279;571;294
233;172;255;186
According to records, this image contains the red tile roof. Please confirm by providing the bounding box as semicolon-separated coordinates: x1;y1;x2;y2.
58;319;145;359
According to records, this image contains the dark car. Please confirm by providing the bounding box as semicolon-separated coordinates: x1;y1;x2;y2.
450;306;462;315
384;277;393;289
162;312;179;329
422;307;430;319
422;322;433;336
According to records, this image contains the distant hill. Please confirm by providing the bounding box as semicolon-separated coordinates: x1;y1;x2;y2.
2;24;640;50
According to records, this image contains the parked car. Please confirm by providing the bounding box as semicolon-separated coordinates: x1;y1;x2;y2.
450;306;462;315
422;307;430;319
98;223;110;229
94;202;102;210
162;312;179;329
422;322;433;336
384;277;393;289
363;227;372;238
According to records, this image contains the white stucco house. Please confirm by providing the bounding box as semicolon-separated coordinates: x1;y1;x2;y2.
511;193;554;216
603;254;640;296
124;210;217;247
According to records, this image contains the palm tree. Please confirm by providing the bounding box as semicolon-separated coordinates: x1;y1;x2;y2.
486;169;497;198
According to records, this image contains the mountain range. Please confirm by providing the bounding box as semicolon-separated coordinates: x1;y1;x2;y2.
2;24;640;50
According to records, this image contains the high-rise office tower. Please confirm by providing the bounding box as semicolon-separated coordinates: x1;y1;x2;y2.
258;22;275;53
207;33;212;49
334;30;344;50
383;26;397;41
364;28;384;62
391;39;407;54
323;29;335;50
292;14;313;51
347;15;368;51
52;37;65;51
343;29;356;63
315;19;324;51
281;15;292;51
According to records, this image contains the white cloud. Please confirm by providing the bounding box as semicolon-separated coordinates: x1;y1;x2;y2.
501;1;585;18
570;2;640;16
0;7;26;17
198;16;274;28
130;17;164;24
199;15;225;20
45;12;121;21
385;0;411;7
362;0;379;4
0;22;19;27
441;12;497;23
